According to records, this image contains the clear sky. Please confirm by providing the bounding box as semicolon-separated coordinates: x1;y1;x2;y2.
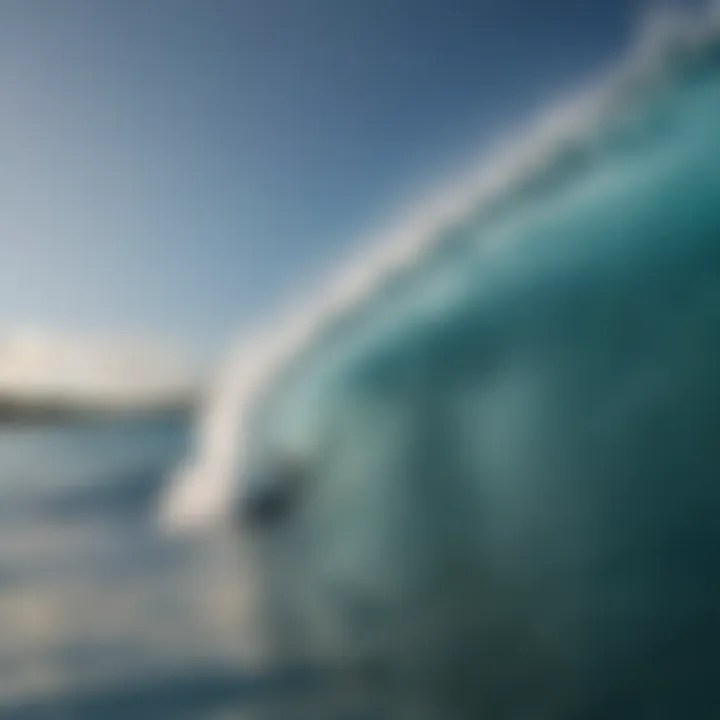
0;0;688;364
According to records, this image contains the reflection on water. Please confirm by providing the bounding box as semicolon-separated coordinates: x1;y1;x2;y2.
0;419;393;720
0;419;279;718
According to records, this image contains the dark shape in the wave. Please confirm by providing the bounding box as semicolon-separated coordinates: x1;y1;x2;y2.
239;454;308;528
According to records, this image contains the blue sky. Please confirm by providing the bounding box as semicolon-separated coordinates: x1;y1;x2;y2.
0;0;678;364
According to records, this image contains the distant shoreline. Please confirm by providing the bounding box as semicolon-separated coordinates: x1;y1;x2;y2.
0;396;197;427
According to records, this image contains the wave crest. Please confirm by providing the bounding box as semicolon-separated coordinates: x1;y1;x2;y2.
159;2;720;533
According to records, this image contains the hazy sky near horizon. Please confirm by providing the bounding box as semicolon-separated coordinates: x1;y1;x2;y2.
1;0;688;362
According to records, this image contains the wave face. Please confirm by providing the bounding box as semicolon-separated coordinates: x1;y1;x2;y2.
163;7;720;717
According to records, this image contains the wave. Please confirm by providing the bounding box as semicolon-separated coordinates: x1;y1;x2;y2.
39;464;167;523
159;2;720;532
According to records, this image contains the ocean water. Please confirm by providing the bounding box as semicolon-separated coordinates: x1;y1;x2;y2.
0;419;385;719
4;9;720;720
164;11;720;719
0;418;288;719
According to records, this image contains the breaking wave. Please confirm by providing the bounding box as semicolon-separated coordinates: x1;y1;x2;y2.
160;3;720;532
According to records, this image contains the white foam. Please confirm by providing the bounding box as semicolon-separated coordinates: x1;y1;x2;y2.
159;3;720;534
